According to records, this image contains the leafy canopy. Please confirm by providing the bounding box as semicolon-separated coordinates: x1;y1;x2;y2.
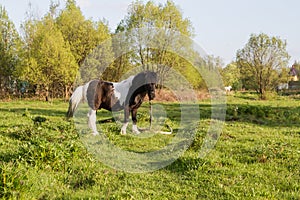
236;33;290;99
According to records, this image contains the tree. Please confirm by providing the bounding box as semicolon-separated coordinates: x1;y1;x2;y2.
236;33;290;99
101;27;133;81
0;5;22;97
20;1;112;100
21;7;77;101
79;20;113;83
195;55;224;90
56;0;113;85
112;0;200;88
56;0;112;68
221;62;242;90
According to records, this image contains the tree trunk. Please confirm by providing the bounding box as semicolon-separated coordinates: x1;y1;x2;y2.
45;85;49;102
260;88;266;100
65;85;70;101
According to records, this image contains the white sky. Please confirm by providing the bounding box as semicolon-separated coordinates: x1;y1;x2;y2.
1;0;300;65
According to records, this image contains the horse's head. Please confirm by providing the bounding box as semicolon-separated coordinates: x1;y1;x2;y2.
129;71;158;102
145;71;157;100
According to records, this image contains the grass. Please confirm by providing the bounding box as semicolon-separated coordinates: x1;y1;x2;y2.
0;92;299;199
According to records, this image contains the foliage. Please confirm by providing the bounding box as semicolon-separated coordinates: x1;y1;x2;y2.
56;0;113;84
221;62;242;90
57;0;97;66
236;33;290;99
194;55;224;89
0;1;112;99
110;0;203;89
1;1;298;100
21;9;77;101
0;6;22;97
102;32;133;81
16;1;113;100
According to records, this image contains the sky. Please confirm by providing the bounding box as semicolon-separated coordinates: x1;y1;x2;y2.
1;0;300;66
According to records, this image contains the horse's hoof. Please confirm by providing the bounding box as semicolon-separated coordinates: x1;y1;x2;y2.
133;130;140;134
132;125;140;134
120;130;127;135
92;132;99;136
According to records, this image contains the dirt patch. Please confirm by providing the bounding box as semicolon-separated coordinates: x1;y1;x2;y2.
151;89;210;102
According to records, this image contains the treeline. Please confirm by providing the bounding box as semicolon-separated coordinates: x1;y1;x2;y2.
0;1;111;100
0;0;296;101
1;0;213;100
221;33;296;99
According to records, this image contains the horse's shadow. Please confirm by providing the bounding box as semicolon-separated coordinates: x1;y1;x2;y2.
97;117;116;123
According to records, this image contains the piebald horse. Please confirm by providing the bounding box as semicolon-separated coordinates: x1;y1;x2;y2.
67;71;157;135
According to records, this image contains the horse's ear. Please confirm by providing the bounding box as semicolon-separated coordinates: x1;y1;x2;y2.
94;80;103;110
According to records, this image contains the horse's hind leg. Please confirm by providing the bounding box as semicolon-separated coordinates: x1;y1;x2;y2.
87;109;99;135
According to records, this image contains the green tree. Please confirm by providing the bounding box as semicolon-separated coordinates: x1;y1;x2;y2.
236;33;290;99
56;0;112;68
221;62;242;90
0;5;22;97
79;20;113;83
195;55;224;90
56;0;113;84
113;0;201;88
22;8;77;101
102;28;133;81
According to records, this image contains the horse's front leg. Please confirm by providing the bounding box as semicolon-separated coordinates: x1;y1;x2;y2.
131;108;140;134
121;106;130;135
87;109;99;135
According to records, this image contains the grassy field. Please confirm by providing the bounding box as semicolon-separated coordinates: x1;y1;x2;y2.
0;92;299;199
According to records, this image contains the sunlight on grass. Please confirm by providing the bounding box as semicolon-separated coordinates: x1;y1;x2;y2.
0;93;299;199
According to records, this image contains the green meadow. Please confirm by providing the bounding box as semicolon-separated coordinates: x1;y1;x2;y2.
0;92;299;199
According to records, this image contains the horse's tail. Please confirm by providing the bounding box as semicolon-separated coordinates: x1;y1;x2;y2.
67;85;84;118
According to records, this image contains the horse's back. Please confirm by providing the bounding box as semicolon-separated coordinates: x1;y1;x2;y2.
113;76;134;106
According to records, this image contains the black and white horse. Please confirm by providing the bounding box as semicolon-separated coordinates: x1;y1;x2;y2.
67;71;158;135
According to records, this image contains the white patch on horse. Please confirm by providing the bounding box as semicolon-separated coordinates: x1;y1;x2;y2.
83;80;92;102
132;124;140;134
113;76;134;106
69;85;84;107
121;122;129;135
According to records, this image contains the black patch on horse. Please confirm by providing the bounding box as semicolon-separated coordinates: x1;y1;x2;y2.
87;80;116;110
126;71;157;108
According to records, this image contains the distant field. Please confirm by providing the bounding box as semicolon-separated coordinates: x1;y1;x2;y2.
0;92;299;199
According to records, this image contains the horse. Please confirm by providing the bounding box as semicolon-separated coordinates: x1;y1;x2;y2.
67;71;158;135
225;86;232;93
